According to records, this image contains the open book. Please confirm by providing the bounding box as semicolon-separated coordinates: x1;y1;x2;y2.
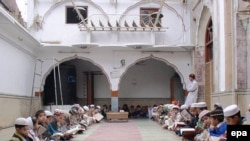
180;109;192;121
37;125;47;136
66;125;85;135
93;113;104;122
210;136;227;141
51;132;64;138
180;128;195;135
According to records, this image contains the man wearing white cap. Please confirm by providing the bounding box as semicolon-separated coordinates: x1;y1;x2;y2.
223;104;246;125
10;117;33;141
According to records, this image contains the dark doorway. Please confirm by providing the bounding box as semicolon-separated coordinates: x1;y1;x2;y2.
43;64;76;105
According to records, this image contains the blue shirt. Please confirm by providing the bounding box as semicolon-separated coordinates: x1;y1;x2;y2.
210;122;227;137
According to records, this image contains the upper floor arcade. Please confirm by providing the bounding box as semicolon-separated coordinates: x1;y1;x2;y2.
26;0;193;50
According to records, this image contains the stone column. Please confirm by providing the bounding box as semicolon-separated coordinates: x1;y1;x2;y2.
111;90;118;112
224;0;234;91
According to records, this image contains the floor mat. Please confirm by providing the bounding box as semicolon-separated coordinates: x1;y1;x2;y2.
84;120;142;141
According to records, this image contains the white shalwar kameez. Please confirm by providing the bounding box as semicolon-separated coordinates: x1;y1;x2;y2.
184;80;198;106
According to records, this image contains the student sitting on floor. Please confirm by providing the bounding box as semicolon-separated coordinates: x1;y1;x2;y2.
101;105;108;119
26;117;39;141
167;105;180;130
82;105;95;126
224;104;247;125
140;106;148;118
185;103;199;128
10;117;33;141
209;109;227;137
133;105;142;118
172;105;188;131
194;110;210;141
175;103;198;136
35;110;52;140
69;107;80;126
151;105;160;121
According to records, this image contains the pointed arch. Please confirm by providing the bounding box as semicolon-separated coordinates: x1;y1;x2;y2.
119;1;186;31
40;0;109;28
40;56;111;91
119;55;186;90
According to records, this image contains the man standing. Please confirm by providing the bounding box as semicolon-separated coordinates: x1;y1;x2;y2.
184;73;198;107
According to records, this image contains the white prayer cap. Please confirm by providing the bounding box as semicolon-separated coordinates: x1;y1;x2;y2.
54;109;64;115
26;117;33;129
180;105;188;110
223;104;240;117
172;105;179;109
168;104;174;109
198;110;210;121
214;102;222;108
96;105;101;109
163;104;169;107
15;117;29;126
83;106;89;111
196;102;207;108
72;104;80;108
78;107;84;112
90;104;95;108
190;103;198;108
45;110;53;117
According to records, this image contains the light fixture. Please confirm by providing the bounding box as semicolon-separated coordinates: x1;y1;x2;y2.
121;59;125;66
114;59;126;69
126;43;153;49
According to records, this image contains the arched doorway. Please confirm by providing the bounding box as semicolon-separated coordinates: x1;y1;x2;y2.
118;58;184;109
43;59;110;106
205;17;213;109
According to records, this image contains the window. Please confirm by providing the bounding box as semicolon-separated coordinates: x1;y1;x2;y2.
66;6;88;24
140;8;161;27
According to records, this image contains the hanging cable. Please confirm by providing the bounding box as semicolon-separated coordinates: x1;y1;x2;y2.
53;58;58;105
57;62;63;105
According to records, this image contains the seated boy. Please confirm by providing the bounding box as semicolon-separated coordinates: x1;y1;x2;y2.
209;109;227;137
10;117;33;141
194;110;210;141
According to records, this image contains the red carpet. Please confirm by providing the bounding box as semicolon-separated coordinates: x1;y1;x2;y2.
84;120;142;141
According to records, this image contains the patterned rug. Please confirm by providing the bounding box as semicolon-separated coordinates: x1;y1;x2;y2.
84;120;142;141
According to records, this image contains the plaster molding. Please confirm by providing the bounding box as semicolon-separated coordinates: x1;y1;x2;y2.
0;33;36;57
195;6;211;55
202;0;213;15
